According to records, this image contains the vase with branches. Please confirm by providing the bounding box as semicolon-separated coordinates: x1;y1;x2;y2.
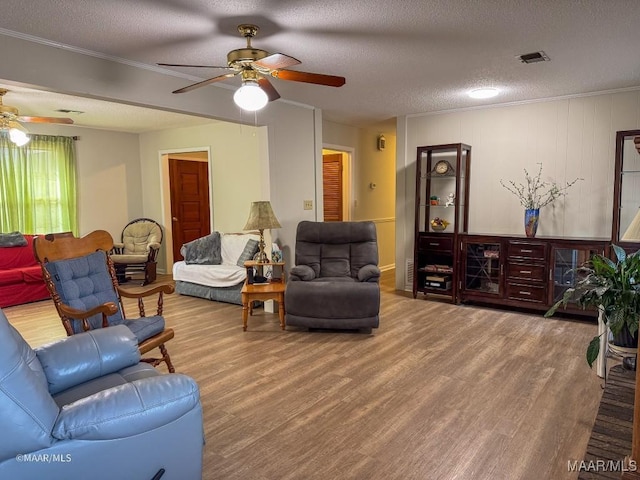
500;163;581;237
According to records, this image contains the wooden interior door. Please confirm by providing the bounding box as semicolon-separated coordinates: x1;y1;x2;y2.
323;153;343;222
169;158;211;261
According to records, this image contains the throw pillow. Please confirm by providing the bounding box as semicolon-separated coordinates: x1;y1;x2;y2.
236;239;259;267
182;232;222;265
0;231;28;247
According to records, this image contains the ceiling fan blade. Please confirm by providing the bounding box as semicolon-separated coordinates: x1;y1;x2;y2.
258;78;280;102
18;116;74;124
253;53;300;71
157;63;231;69
172;72;239;94
271;70;345;87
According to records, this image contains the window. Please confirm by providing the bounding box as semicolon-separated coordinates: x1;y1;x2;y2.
0;133;77;234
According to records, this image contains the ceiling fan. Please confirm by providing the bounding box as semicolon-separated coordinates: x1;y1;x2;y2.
158;24;346;111
0;88;74;145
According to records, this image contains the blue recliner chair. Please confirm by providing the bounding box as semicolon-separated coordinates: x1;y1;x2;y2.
0;307;203;480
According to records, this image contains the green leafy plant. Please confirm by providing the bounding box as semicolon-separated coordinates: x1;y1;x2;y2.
545;245;640;367
500;163;581;209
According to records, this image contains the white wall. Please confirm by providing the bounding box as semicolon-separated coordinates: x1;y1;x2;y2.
268;105;319;265
23;123;142;238
396;89;640;289
139;122;264;272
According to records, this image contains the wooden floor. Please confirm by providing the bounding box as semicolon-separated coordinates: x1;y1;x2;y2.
4;270;605;480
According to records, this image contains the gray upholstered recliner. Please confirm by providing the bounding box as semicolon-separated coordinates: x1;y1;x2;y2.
0;307;203;480
285;221;380;331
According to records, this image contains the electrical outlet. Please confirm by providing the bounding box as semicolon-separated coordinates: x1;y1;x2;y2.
303;200;313;210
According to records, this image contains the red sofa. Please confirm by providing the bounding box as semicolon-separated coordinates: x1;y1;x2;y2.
0;234;50;308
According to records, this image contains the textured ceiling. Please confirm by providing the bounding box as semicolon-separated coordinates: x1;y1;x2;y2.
1;0;640;129
0;83;219;133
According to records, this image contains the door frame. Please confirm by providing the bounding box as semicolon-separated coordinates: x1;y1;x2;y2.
159;147;213;267
321;143;354;221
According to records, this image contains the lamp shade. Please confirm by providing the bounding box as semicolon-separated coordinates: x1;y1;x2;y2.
244;201;281;231
622;207;640;242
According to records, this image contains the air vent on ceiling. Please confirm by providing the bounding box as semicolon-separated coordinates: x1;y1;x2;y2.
55;109;85;115
517;51;550;64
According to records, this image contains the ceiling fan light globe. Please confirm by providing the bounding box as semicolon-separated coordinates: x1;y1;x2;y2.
8;127;30;146
234;82;268;111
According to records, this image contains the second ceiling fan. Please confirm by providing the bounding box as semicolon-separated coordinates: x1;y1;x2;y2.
158;24;346;110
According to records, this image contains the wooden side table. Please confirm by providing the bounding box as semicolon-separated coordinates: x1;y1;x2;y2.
241;262;286;331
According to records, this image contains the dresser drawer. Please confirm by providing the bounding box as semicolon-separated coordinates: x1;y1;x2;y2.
418;235;453;252
508;241;546;260
506;283;546;303
507;263;546;282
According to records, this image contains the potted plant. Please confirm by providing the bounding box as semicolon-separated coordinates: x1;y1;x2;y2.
545;245;640;368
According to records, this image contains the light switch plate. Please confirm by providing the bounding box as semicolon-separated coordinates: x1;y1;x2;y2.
303;200;313;210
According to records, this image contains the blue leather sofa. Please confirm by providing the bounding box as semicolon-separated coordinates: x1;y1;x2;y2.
0;307;203;480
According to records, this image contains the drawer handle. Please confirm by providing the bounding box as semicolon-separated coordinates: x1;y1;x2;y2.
429;242;440;246
519;291;531;295
519;270;532;274
520;249;533;253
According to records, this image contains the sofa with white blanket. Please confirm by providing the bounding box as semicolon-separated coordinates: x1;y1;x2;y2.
172;232;259;305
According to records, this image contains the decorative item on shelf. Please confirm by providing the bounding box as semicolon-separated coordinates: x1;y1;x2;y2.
243;200;281;263
500;163;581;238
430;195;439;206
445;192;455;207
430;217;449;232
431;160;455;176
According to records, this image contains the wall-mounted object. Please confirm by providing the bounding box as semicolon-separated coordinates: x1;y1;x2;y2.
377;134;386;151
369;182;377;190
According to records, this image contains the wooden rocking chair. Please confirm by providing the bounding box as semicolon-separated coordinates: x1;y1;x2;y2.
33;230;175;372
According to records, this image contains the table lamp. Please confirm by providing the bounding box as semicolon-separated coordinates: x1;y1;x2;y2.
243;201;281;263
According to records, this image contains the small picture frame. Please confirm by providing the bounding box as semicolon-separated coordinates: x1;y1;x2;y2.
271;243;282;263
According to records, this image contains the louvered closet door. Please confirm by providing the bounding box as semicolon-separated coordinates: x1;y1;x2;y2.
323;153;343;221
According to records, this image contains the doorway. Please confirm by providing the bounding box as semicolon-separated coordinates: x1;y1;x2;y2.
162;150;212;264
322;148;351;221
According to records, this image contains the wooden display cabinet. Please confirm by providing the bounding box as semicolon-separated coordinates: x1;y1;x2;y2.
459;235;608;317
413;143;471;301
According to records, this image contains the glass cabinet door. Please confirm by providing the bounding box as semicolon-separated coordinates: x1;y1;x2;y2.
613;130;640;250
552;246;603;304
464;242;502;295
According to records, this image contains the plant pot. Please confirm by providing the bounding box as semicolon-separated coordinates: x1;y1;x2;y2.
612;323;639;349
524;208;539;238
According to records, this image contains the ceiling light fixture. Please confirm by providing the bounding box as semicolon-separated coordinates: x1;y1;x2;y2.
468;88;500;99
233;80;268;112
1;118;30;146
